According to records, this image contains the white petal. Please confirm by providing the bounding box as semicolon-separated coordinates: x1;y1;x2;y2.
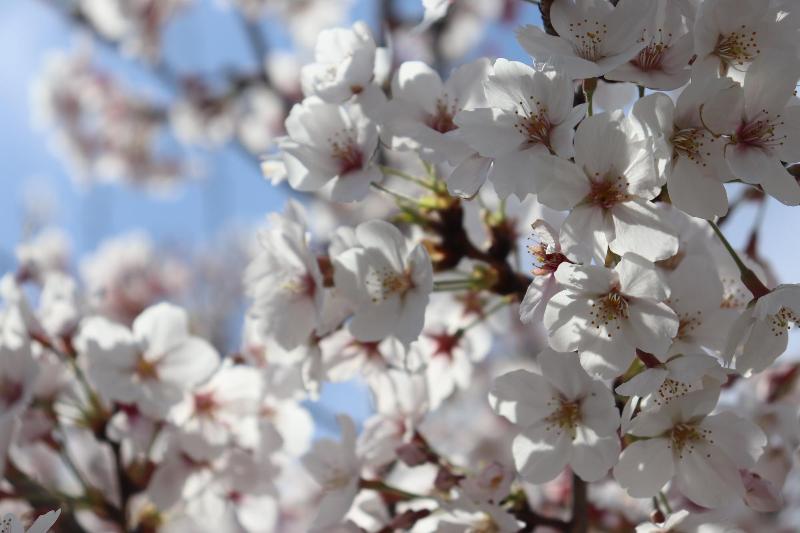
613;438;673;498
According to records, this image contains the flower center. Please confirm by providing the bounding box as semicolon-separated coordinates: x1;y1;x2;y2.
0;377;23;409
585;175;631;210
329;133;364;175
545;399;582;438
514;106;552;149
134;355;159;381
769;306;800;338
734;112;786;151
368;267;415;303
528;242;569;276
668;423;713;459
652;378;692;408
282;272;317;298
590;287;630;330
566;19;608;61
426;98;458;134
676;310;703;340
632;38;670;72
427;331;461;359
193;391;217;417
714;27;760;67
671;128;711;165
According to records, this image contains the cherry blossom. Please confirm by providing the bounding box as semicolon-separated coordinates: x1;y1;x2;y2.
517;0;655;80
245;209;325;350
301;415;363;530
537;111;679;264
519;219;573;324
726;284;800;375
490;349;620;483
455;59;586;199
333;220;433;345
0;510;61;533
279;97;380;202
606;0;694;90
702;55;800;205
544;255;679;378
614;388;766;508
79;302;220;418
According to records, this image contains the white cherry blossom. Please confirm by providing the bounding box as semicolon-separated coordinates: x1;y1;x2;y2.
0;510;61;533
245;209;325;350
606;0;694;90
79;303;220;418
725;284;800;375
544;255;679;378
455;59;586;199
301;21;377;104
614;388;766;508
279;97;380;202
519;219;573;325
537;111;679;263
301;415;362;530
517;0;655;80
333;220;433;345
702;55;800;205
490;349;621;483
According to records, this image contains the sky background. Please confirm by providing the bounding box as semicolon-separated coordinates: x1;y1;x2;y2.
1;0;798;427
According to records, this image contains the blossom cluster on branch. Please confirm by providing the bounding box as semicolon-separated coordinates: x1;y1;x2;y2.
4;0;800;532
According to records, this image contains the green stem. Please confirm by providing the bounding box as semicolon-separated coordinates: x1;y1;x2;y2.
708;220;770;299
456;296;512;336
658;491;673;514
638;85;645;99
359;479;425;501
379;165;433;188
370;182;420;204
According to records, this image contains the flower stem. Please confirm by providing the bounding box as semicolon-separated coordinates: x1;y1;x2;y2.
359;479;425;501
370;182;420;204
570;474;589;533
379;165;434;189
583;78;597;117
708;220;770;300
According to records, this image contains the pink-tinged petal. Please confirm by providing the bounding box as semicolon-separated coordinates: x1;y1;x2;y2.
578;333;636;379
580;380;621;437
489;369;554;426
446;154;491;199
550;104;587;159
615;367;669;398
519;276;555;325
553;263;615;294
331;166;381;203
536;157;591;212
157;338;220;388
543;291;593;353
667;157;729;219
490;150;548;200
776;106;800;163
391;61;443;115
454;108;526;158
512;421;572;484
610;201;679;262
743;54;800;119
624;300;679;356
538;349;591;400
674;442;745;508
570;427;620;482
702;412;766;469
727;144;800;205
613;438;674;497
133;303;190;356
736;317;789;375
516;26;603;80
355;220;407;271
558;205;611;265
617;253;668;301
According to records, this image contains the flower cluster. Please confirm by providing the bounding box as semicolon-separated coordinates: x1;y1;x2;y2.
6;0;800;532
